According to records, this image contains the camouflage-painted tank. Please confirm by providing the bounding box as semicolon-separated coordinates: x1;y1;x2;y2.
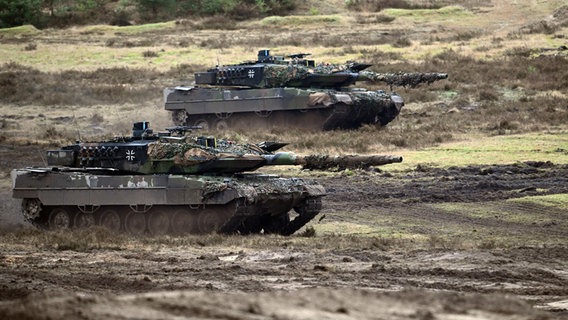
165;49;447;130
11;122;402;236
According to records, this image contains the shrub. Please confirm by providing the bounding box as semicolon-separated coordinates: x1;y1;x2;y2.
0;0;42;28
393;37;412;48
478;89;499;101
299;226;316;237
142;50;159;58
376;14;396;23
23;43;37;51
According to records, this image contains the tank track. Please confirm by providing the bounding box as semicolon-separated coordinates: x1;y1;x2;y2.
171;96;402;131
21;197;323;236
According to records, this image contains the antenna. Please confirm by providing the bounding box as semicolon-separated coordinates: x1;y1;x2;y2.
72;108;81;141
38;147;47;166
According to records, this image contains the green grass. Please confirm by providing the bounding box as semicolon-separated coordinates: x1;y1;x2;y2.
81;22;177;35
0;25;40;37
510;193;568;210
388;131;568;170
433;202;560;225
383;5;474;20
307;193;568;249
260;15;344;26
426;195;568;246
313;221;383;235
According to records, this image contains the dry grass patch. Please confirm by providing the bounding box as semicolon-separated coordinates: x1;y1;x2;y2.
510;193;568;210
430;198;568;247
260;15;344;27
0;227;422;252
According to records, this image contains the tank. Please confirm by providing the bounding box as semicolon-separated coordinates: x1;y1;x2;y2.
164;49;448;131
11;122;402;236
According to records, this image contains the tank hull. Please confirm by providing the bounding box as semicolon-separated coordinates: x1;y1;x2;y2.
11;169;325;236
164;86;404;130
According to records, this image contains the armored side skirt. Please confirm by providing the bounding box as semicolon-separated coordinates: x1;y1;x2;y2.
164;86;404;130
12;169;323;206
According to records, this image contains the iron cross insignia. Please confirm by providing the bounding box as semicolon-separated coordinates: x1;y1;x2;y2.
126;150;135;161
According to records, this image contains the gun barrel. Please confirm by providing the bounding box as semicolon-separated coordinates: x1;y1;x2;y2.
263;153;403;170
358;71;448;87
298;154;402;170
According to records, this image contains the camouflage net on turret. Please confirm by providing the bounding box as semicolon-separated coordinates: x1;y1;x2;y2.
262;65;310;87
147;141;269;164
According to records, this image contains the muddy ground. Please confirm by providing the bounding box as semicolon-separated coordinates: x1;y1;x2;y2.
0;145;567;319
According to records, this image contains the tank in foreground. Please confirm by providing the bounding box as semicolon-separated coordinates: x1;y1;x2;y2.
165;49;447;131
11;122;402;236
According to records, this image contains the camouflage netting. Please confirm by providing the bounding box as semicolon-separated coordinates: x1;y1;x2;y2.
348;90;392;104
228;178;304;204
263;63;357;87
300;155;403;170
262;65;310;87
174;148;216;166
147;141;268;162
262;62;446;88
201;176;308;203
359;71;448;88
311;63;351;74
202;181;229;198
148;142;203;160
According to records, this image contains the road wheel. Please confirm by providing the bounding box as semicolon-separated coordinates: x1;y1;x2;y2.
215;120;229;131
171;110;188;126
197;210;217;234
197;205;234;234
22;198;42;221
125;211;146;235
99;209;121;232
147;209;170;236
48;207;72;230
171;209;199;235
194;119;210;131
74;212;95;229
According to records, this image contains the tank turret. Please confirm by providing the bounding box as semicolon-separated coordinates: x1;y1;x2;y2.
44;121;402;175
194;50;447;89
11;122;402;236
164;49;448;131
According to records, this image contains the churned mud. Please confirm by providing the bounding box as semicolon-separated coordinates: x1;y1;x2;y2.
0;145;567;319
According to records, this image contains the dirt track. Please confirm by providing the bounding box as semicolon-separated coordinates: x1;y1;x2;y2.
0;146;567;319
0;232;567;319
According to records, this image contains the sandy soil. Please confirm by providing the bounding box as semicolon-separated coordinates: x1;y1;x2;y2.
0;145;567;319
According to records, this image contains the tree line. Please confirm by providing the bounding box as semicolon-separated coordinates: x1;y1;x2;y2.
0;0;296;29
